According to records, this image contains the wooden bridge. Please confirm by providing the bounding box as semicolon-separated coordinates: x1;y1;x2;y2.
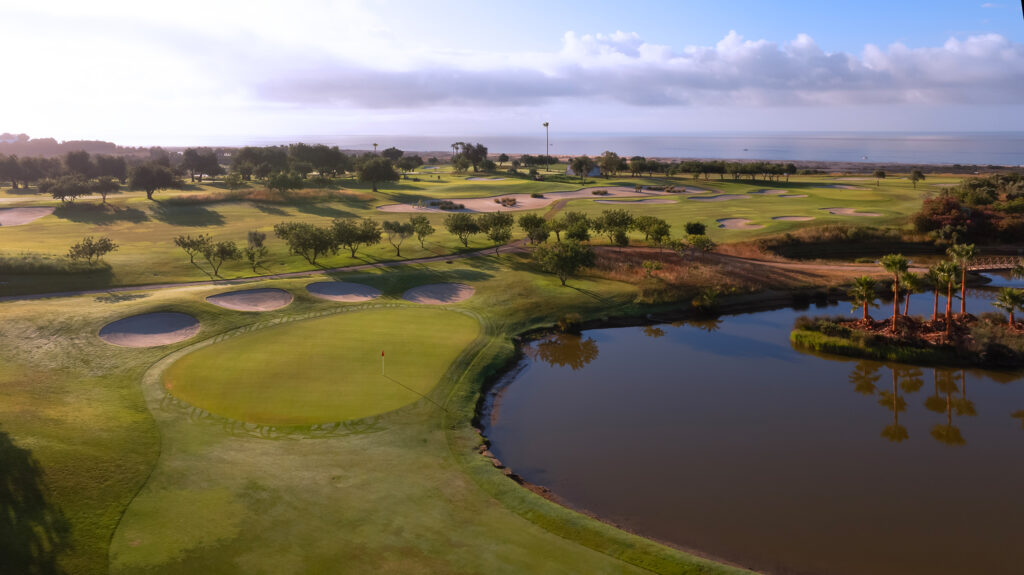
968;255;1023;271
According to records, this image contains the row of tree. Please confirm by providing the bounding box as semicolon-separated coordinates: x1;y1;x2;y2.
0;151;129;189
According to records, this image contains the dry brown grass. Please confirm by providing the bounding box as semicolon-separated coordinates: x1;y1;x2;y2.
588;246;858;303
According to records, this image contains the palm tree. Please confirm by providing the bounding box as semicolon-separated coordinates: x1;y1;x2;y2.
880;254;909;330
925;265;943;320
901;271;923;316
946;243;976;315
542;122;550;172
935;261;960;337
1012;261;1024;281
992;287;1024;325
848;276;878;320
373;143;378;154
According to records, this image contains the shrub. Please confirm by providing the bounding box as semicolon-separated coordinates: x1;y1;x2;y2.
432;200;465;211
530;192;544;198
557;313;583;334
591;190;609;196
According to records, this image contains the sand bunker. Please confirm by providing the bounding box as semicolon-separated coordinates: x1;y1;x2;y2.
466;177;507;181
822;207;881;217
717;218;764;230
378;186;669;213
206;288;293;311
749;189;788;195
688;194;749;202
306;281;382;302
825;185;869;190
402;283;475;305
99;312;200;348
595;198;674;205
0;207;55;226
779;194;808;198
772;216;815;221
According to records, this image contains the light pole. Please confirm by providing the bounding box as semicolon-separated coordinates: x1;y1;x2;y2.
542;122;549;172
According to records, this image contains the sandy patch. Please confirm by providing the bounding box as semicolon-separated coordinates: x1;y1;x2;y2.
779;194;809;198
466;177;507;181
0;207;55;226
206;288;293;311
749;189;788;195
717;218;764;230
595;198;674;205
306;281;382;302
825;185;869;190
378;186;668;213
687;194;749;202
822;207;881;217
772;216;815;221
402;283;475;305
99;312;200;347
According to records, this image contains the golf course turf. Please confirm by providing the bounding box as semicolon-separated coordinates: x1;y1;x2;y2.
163;307;480;425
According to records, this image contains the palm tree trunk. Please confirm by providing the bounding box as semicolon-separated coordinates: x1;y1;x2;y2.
863;301;869;320
960;268;967;315
933;289;939;320
945;282;954;336
904;293;911;316
892;276;900;331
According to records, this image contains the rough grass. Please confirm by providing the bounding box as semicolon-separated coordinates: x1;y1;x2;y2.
0;172;952;296
0;256;752;575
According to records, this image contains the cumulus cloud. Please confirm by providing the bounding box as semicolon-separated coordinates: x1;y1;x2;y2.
250;30;1024;110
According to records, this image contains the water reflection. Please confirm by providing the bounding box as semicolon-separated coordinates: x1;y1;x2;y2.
670;316;722;332
525;334;600;371
642;326;666;338
488;302;1024;575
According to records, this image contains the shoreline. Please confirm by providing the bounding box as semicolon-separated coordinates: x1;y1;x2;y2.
472;288;840;575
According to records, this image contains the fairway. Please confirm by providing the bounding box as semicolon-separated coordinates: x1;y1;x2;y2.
163;307;480;425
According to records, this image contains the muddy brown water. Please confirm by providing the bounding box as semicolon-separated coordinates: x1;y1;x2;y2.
483;279;1024;575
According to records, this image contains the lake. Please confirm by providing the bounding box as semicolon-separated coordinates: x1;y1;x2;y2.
483;279;1024;575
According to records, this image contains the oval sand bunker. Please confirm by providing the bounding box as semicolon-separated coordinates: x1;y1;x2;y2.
402;283;475;305
206;288;293;311
0;207;55;226
822;207;881;217
99;312;200;348
306;281;381;302
717;218;764;230
773;216;815;221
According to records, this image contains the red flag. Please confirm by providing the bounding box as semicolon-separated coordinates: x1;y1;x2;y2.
381;350;385;357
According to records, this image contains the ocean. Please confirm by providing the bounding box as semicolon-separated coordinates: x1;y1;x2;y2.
273;132;1024;166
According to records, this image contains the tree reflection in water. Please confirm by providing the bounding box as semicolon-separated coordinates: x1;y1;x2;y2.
527;334;600;371
670;316;722;332
847;363;980;445
879;367;923;442
642;326;666;339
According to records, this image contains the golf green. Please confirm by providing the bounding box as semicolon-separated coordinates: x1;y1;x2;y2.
163;308;480;425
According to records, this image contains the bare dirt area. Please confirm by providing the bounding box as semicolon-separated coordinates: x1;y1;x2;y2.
0;207;55;226
401;283;475;304
205;288;294;311
98;312;200;347
306;281;382;302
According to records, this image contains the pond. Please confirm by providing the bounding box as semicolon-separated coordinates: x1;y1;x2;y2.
483;276;1024;575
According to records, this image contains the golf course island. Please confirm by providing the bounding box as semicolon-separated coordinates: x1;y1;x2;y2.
2;138;1024;575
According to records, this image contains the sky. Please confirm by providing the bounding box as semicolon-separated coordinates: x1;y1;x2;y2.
2;0;1023;146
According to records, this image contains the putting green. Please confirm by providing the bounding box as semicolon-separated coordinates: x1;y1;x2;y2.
163;308;480;425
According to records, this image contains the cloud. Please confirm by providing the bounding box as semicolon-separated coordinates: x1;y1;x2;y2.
246;30;1024;110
